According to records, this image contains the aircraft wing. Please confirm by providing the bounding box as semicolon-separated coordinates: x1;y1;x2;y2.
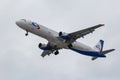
67;24;104;43
41;50;54;57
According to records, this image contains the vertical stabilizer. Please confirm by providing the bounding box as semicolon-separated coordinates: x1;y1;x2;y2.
92;40;115;60
94;40;104;53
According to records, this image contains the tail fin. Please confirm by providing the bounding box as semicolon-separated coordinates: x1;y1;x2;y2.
94;40;104;53
92;40;115;60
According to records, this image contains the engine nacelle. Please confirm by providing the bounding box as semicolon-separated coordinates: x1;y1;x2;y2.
59;32;70;40
59;32;68;36
38;43;48;50
59;32;62;36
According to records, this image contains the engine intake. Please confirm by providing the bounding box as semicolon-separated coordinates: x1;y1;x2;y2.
59;32;70;40
38;43;48;50
59;32;62;36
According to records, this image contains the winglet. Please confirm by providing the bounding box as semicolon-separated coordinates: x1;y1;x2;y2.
99;24;105;26
93;24;105;28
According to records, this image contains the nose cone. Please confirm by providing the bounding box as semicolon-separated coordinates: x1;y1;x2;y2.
16;20;21;26
16;19;27;30
16;20;25;29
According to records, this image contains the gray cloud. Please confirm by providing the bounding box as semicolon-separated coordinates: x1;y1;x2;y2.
0;0;120;80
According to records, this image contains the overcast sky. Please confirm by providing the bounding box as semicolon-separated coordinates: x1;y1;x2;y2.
0;0;120;80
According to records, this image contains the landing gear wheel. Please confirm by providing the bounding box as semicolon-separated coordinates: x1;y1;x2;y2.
25;33;28;36
54;50;59;55
68;44;73;48
25;30;28;36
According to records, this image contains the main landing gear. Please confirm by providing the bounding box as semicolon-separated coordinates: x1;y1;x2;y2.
68;44;73;48
54;50;59;55
25;30;28;36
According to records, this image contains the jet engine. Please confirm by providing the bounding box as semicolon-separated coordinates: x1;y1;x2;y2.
38;43;48;50
59;32;68;36
59;32;70;40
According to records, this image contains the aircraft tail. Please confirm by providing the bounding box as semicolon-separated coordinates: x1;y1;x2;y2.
92;40;115;60
94;40;104;53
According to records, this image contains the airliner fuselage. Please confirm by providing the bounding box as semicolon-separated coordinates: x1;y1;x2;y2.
16;19;115;60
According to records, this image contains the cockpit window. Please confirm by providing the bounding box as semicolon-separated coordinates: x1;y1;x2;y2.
21;19;26;22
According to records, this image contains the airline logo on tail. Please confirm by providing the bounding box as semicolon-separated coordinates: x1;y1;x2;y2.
95;40;104;52
96;45;101;51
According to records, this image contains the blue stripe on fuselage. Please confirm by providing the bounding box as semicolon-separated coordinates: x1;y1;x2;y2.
40;47;48;50
70;48;106;57
61;35;71;40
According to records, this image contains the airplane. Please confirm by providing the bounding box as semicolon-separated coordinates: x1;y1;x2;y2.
16;19;115;60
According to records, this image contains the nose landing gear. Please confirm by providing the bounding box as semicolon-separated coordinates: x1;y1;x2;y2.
25;30;28;36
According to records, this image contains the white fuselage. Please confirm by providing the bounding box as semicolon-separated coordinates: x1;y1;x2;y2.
16;19;105;58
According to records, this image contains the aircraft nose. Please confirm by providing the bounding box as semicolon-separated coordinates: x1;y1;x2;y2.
16;20;21;26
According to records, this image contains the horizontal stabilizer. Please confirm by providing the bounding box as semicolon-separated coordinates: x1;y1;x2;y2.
102;49;115;54
91;49;115;60
91;57;98;60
